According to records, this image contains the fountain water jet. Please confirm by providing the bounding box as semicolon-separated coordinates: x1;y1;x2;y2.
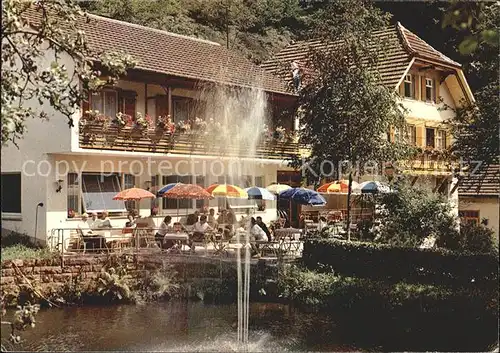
195;83;269;351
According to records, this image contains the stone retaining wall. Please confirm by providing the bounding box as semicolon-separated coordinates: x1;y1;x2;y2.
0;254;279;306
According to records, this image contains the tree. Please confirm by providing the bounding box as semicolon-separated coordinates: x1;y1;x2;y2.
443;2;499;167
290;0;412;240
374;183;459;248
1;0;136;146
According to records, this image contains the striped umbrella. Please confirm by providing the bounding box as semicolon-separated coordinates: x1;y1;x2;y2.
156;183;181;197
266;183;291;195
244;187;275;201
205;184;248;198
317;180;360;193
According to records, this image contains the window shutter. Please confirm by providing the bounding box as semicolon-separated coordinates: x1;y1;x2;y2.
398;82;404;97
435;79;440;103
389;126;395;143
119;90;137;118
414;75;419;100
124;97;136;117
421;77;426;101
415;125;424;147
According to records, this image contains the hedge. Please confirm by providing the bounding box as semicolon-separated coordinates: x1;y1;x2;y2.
302;238;499;287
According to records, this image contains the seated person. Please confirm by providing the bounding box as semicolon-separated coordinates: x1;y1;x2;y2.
77;213;105;251
156;216;173;249
189;215;213;250
172;222;184;233
88;212;101;229
77;213;93;235
98;211;113;229
207;208;217;228
122;221;134;234
249;217;268;257
256;216;271;241
186;210;200;226
317;216;328;232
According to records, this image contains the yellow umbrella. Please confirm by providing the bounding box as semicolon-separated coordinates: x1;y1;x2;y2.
205;184;248;198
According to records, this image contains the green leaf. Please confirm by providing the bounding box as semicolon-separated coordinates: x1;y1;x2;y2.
458;37;478;54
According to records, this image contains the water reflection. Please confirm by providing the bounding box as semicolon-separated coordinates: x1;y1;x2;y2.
3;301;496;352
4;302;356;352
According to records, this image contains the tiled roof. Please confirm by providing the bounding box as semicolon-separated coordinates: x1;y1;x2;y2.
261;22;461;89
398;23;461;68
24;12;290;95
459;164;500;196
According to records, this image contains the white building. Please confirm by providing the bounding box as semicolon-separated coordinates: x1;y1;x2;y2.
1;14;298;244
1;16;476;244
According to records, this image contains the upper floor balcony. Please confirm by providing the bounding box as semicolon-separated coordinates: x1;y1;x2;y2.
78;111;301;161
77;75;301;160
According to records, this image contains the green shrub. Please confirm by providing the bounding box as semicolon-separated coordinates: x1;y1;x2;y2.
1;232;41;249
375;183;459;248
302;238;498;287
438;222;498;254
0;245;57;261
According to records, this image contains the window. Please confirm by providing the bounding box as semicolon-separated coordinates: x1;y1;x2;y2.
162;175;191;210
150;175;160;209
1;173;21;214
436;130;447;150
425;78;434;102
90;90;118;117
404;74;413;98
394;127;402;143
426;128;435;148
407;125;417;145
123;174;136;211
459;210;480;226
195;175;206;210
81;173;125;212
255;176;264;187
67;173;80;214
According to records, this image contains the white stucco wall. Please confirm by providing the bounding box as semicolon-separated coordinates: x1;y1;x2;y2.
400;69;457;123
459;196;500;242
1;46;77;241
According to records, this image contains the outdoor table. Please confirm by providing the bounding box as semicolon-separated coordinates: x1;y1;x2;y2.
163;232;189;253
82;231;108;252
273;228;303;241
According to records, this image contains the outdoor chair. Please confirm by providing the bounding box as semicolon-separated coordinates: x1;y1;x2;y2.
67;230;86;254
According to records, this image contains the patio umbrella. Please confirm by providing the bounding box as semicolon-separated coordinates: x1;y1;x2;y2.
156;183;181;197
244;187;275;201
279;187;326;206
266;183;291;195
206;184;248;198
359;181;392;194
317;180;361;193
113;187;156;201
162;183;213;200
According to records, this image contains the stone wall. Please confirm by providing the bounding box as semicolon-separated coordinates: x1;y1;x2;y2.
0;254;279;306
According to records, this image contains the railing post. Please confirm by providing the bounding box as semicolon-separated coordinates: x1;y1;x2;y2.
61;229;65;268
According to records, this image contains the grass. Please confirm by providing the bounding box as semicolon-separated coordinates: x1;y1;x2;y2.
1;244;57;261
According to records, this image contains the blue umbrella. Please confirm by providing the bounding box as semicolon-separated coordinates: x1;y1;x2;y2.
156;183;181;197
278;187;326;206
244;187;276;201
359;181;391;194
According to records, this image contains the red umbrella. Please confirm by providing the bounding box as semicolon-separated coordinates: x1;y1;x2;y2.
113;187;155;201
162;184;213;200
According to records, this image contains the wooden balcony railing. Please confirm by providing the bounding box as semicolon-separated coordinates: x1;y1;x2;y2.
79;123;301;160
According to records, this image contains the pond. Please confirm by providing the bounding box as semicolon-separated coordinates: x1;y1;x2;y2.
2;301;497;352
